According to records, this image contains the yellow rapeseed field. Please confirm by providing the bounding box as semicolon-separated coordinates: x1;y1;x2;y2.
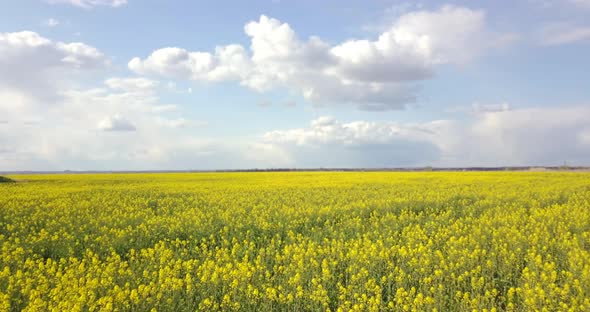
0;172;589;311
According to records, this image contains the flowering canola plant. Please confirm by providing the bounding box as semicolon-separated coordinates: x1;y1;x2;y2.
0;172;589;311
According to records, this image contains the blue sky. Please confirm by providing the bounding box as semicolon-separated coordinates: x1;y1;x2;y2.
1;0;589;170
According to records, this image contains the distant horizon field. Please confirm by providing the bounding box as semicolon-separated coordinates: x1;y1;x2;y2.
2;164;590;175
1;172;589;311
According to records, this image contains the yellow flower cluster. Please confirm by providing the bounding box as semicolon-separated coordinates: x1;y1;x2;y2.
0;172;589;311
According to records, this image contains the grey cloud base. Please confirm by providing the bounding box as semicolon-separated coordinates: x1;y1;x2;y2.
262;108;590;168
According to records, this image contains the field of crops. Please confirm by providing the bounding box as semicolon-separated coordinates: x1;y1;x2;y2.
0;172;589;311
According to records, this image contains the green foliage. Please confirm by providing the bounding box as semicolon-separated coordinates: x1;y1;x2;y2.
0;176;15;183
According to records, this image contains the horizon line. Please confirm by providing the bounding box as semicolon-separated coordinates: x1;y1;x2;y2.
2;165;589;175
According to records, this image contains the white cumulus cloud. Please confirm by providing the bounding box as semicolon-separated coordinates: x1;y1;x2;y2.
263;116;443;167
263;106;590;167
45;0;127;9
97;114;137;131
129;45;250;81
129;6;505;111
44;18;60;27
0;31;108;100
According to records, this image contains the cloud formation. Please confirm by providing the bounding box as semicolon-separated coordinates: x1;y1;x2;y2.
0;31;108;100
44;18;60;27
539;23;590;45
263;106;590;167
129;6;503;111
472;102;512;113
0;30;206;171
0;75;211;171
97;114;137;131
1;5;588;171
46;0;127;9
104;77;160;92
